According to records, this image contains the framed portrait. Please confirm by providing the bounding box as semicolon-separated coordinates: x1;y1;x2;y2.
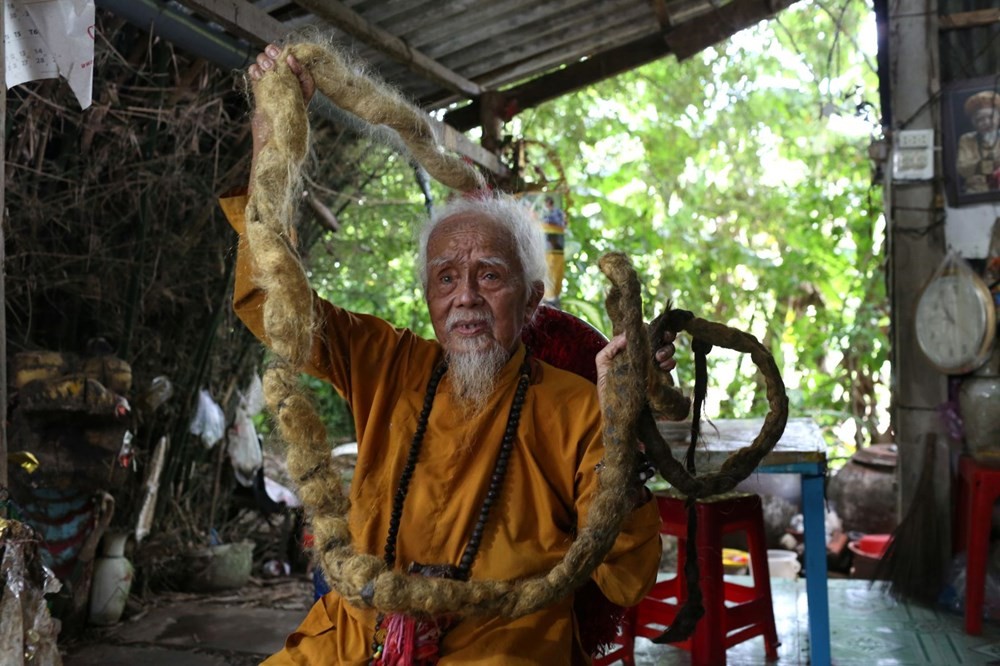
941;76;1000;207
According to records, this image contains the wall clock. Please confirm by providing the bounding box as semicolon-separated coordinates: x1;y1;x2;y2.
915;264;996;375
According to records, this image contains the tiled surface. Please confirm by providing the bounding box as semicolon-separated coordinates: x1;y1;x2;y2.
629;577;1000;665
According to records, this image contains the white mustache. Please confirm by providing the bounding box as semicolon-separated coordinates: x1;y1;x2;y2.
446;311;494;331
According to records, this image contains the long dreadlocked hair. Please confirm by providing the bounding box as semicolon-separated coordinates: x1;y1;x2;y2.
243;41;652;618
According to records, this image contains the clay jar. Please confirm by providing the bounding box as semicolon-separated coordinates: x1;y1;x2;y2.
959;374;1000;460
827;444;898;535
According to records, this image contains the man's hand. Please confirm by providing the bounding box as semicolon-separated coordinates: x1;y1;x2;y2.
595;329;678;407
247;43;317;194
595;331;677;509
248;43;316;103
595;333;626;408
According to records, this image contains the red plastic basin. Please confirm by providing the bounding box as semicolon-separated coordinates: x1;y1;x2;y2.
853;533;892;558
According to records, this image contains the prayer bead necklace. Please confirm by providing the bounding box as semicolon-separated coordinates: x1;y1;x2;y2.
371;354;532;662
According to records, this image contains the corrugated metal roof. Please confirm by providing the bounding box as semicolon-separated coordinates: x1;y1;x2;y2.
192;0;797;111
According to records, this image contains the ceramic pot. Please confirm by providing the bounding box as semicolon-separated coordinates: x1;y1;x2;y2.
827;443;898;535
88;532;134;625
959;374;1000;460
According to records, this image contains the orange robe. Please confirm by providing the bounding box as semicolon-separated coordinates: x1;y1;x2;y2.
220;194;661;665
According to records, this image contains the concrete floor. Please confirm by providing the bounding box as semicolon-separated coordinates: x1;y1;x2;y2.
60;576;1000;665
62;605;302;665
60;578;313;666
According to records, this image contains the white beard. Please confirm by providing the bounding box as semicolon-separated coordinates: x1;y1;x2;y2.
444;311;509;416
446;344;508;416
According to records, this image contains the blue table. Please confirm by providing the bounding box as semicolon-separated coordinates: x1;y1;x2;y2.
657;417;830;666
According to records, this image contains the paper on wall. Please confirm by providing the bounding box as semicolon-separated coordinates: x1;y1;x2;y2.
945;202;1000;259
4;0;95;109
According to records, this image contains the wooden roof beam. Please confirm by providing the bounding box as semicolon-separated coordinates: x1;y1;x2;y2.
939;9;1000;31
174;0;503;174
176;0;289;41
442;32;672;131
471;22;653;89
291;0;484;98
663;0;800;61
253;0;297;13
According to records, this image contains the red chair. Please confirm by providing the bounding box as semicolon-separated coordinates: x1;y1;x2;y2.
955;455;1000;635
521;303;607;384
599;493;779;665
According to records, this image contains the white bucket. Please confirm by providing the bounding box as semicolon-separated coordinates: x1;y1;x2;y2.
767;549;801;579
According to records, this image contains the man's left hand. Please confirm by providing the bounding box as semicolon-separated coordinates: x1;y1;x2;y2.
596;329;678;406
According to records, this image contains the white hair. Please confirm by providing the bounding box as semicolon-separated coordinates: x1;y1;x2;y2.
417;193;548;300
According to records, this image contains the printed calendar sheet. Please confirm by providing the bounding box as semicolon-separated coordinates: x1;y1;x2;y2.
4;0;94;109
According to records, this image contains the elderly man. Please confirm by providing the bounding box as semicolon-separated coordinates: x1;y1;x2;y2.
222;44;677;665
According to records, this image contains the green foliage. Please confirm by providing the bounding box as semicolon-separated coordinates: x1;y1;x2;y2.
300;374;356;442
521;0;887;450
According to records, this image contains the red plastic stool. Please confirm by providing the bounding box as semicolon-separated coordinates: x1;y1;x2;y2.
628;493;780;665
955;456;1000;635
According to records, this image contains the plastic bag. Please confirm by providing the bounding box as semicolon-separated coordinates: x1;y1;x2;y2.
789;506;842;546
189;388;225;448
0;521;64;665
264;476;301;508
227;407;262;486
940;552;1000;619
227;376;266;486
243;374;265;417
143;375;174;412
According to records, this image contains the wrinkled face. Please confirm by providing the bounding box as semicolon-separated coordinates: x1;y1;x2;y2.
425;213;541;357
973;108;1000;135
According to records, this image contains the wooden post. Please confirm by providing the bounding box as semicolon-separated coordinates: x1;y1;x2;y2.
1;0;8;509
887;0;946;517
479;90;503;155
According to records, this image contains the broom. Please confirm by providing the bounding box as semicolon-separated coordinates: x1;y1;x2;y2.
874;432;949;605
